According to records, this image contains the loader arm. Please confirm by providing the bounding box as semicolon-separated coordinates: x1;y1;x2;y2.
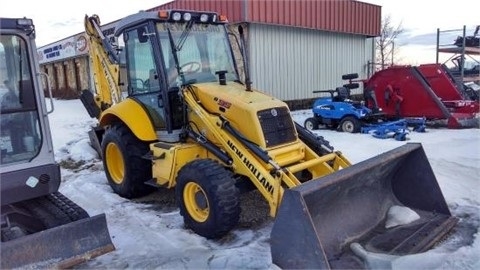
182;85;351;217
182;86;283;215
82;15;122;118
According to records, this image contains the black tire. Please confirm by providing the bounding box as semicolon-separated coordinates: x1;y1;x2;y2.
339;116;361;133
304;117;319;130
175;159;240;239
101;124;155;198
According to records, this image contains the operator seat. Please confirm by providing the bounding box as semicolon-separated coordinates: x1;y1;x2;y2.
335;87;350;102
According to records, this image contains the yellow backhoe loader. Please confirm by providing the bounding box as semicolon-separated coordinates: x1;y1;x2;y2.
80;10;457;268
0;17;114;268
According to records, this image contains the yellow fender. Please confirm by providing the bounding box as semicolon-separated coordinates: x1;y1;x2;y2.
98;99;157;141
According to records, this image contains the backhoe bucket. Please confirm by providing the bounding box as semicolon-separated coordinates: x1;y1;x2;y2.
1;214;115;269
271;143;457;269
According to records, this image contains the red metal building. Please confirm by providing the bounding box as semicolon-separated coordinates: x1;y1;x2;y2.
38;0;381;106
148;0;381;106
149;0;380;37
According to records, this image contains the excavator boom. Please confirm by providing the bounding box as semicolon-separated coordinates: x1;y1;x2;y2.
80;15;122;119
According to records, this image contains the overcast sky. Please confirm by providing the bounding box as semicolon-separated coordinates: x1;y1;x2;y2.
0;0;169;46
361;0;479;64
1;0;479;64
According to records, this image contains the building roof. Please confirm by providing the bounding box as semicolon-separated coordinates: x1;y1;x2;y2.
148;0;381;37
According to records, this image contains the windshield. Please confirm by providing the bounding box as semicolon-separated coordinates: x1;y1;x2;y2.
0;34;42;165
157;22;238;87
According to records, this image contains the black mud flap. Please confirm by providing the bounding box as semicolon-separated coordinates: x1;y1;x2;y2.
88;126;104;158
270;143;457;269
1;214;115;269
80;89;101;119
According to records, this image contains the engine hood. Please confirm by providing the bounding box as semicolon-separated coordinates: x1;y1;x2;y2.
188;81;297;149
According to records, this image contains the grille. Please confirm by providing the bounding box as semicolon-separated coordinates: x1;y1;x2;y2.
39;174;51;184
257;107;296;147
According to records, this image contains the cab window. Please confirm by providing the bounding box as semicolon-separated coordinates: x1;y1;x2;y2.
125;26;161;94
0;34;42;165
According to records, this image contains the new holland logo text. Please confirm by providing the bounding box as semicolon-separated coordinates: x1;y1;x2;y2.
227;140;274;195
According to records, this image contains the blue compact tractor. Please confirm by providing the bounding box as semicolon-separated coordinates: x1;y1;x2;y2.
304;73;426;141
304;77;383;133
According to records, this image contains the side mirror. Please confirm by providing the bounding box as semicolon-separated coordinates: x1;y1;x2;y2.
137;27;149;43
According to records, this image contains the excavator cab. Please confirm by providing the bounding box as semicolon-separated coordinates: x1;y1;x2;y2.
0;17;114;268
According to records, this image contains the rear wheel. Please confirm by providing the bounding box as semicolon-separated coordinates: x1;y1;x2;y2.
175;159;240;239
101;124;155;198
339;116;361;133
304;117;319;130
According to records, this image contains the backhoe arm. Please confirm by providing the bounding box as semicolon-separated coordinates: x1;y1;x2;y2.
83;15;122;118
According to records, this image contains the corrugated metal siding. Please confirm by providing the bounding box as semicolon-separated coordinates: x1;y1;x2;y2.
149;0;381;37
365;37;375;77
248;0;381;36
248;24;372;101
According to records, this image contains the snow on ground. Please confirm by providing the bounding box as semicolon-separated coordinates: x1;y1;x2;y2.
48;99;480;269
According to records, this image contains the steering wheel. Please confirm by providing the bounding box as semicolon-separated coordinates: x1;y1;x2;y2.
180;61;201;73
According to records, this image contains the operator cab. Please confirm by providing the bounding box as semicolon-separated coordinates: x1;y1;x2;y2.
0;19;44;166
116;10;239;141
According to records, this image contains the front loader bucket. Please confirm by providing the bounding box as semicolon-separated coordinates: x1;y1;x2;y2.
1;214;115;269
271;143;457;269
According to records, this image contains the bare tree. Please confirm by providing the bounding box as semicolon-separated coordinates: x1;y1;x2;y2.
376;15;404;69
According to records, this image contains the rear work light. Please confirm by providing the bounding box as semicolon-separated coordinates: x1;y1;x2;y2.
17;18;33;26
200;14;209;22
158;10;226;24
172;12;182;21
183;13;192;21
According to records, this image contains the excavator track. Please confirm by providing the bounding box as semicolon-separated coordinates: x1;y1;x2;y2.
46;192;90;221
1;192;114;269
2;192;90;241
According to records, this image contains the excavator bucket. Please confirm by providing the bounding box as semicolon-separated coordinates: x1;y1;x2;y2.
1;214;115;269
271;143;457;269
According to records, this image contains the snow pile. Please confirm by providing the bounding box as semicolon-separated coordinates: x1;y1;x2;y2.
45;100;480;269
385;205;420;229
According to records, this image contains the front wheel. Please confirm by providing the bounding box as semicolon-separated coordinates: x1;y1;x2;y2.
304;117;319;130
339;116;361;133
175;159;240;239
